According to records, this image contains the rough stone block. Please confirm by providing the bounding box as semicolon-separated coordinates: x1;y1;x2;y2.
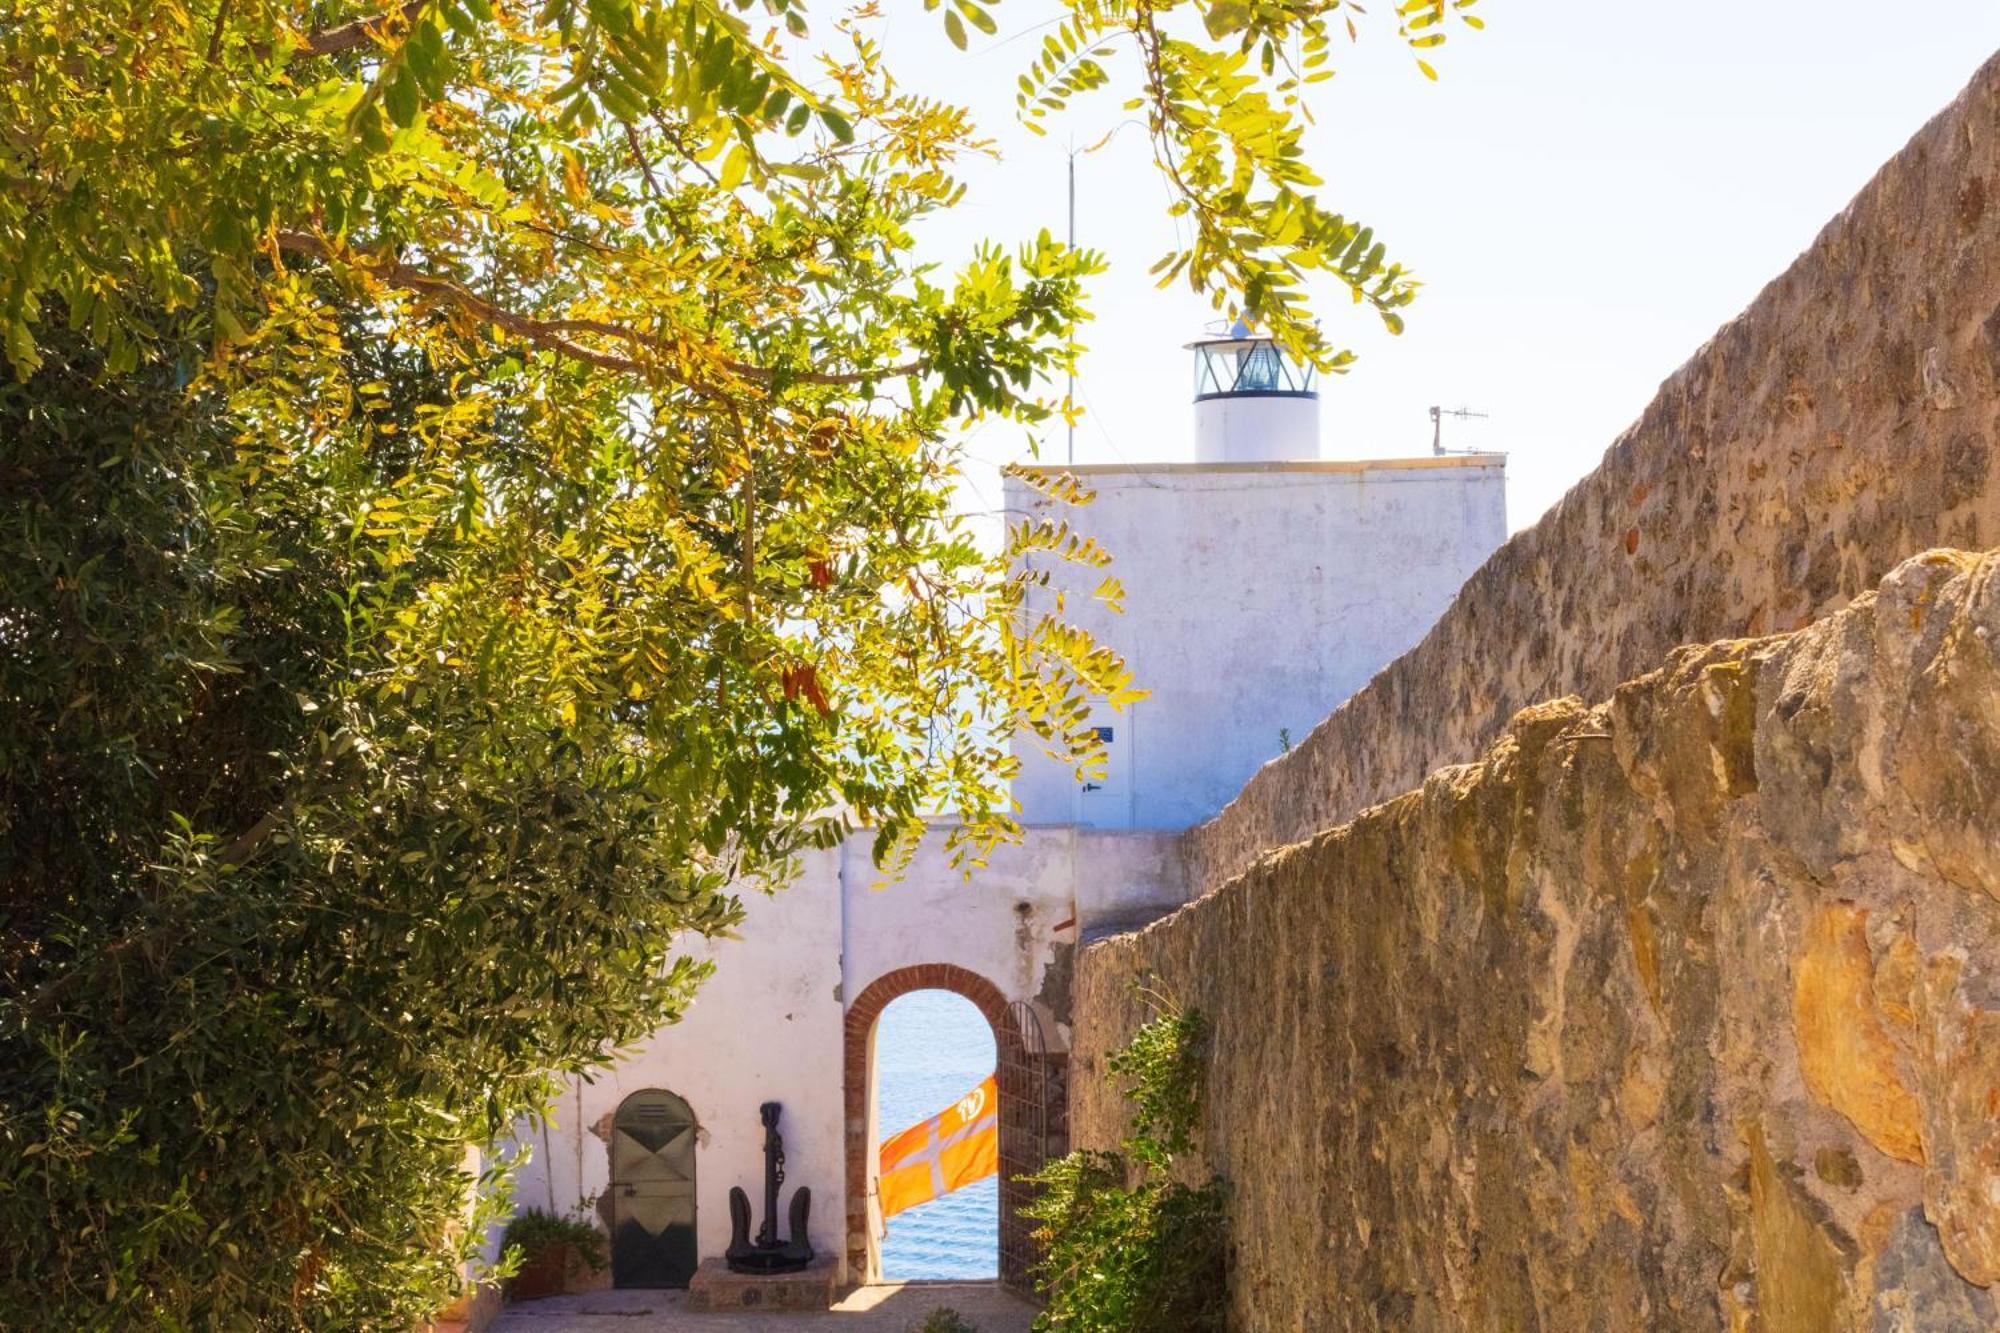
682;1257;838;1313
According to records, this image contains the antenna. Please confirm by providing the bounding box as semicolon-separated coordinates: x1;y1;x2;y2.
1066;140;1076;466
1063;122;1144;465
1428;404;1490;456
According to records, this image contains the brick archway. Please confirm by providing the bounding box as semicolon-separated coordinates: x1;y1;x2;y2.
843;964;1040;1290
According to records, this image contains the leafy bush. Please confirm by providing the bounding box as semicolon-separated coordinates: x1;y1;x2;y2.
500;1208;605;1272
910;1308;981;1333
0;310;1123;1326
1024;994;1227;1332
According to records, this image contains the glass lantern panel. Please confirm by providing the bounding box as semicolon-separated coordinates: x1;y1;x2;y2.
1193;340;1313;395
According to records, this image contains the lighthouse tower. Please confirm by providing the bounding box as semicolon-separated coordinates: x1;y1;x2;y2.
1006;324;1508;829
1190;320;1320;462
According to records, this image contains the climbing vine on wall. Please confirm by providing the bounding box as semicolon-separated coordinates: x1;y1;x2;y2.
1024;987;1227;1332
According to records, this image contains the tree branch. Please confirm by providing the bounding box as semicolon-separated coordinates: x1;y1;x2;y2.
624;122;666;201
300;1;427;58
217;808;285;868
272;230;925;387
207;0;236;61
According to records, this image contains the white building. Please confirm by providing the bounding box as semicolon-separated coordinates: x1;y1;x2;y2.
506;328;1507;1294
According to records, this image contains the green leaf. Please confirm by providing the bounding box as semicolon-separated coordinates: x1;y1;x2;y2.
351;97;391;151
955;0;998;37
718;144;750;190
409;20;449;98
943;9;967;49
596;73;646;121
383;67;421;127
442;1;480;38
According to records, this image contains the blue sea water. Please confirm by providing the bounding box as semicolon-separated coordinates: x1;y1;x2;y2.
875;989;999;1280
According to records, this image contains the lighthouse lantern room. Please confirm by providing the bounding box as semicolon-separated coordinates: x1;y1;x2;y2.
1188;320;1320;463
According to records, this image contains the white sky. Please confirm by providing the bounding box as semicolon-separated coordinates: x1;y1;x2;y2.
859;2;2000;532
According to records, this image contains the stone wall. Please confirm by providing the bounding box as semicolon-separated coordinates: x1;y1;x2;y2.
1071;550;2000;1330
1183;53;2000;899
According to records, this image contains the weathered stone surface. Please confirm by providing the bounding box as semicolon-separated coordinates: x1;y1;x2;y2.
1793;905;1924;1164
1183;53;2000;901
683;1257;838;1313
1866;1207;1998;1331
1071;552;2000;1330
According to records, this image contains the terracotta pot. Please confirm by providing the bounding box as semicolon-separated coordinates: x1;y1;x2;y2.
508;1243;573;1301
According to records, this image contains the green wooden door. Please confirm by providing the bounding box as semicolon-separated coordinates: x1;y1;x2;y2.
610;1089;698;1288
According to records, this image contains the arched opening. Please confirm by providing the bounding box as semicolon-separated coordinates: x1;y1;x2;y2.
844;964;1055;1291
875;989;998;1279
608;1087;698;1289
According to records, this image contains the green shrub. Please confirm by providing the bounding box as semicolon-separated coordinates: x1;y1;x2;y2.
910;1308;981;1333
0;309;1119;1326
499;1208;605;1272
1024;993;1227;1332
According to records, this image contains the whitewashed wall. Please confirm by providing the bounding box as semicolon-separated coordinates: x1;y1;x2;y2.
1007;457;1508;830
510;823;1181;1285
839;825;1183;1025
510;850;847;1275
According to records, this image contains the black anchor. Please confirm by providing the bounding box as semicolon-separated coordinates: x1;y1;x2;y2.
725;1101;814;1274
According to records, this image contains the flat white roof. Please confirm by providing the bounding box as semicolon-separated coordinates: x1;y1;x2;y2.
1027;453;1506;477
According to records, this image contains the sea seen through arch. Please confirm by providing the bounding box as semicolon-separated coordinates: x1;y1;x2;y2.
875;989;999;1280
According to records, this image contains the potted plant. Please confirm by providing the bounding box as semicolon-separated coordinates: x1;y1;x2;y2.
500;1207;606;1301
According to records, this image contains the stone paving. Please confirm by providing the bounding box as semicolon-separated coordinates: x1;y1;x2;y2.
489;1282;1035;1333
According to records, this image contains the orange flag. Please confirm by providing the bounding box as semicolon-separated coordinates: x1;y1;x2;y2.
878;1075;999;1219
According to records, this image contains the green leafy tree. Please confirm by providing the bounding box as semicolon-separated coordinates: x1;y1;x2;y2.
0;0;1478;1325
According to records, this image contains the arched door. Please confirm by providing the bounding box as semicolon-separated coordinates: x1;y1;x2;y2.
610;1088;698;1288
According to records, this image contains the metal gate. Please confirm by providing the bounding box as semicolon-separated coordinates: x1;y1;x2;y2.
998;1001;1068;1290
610;1088;699;1289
